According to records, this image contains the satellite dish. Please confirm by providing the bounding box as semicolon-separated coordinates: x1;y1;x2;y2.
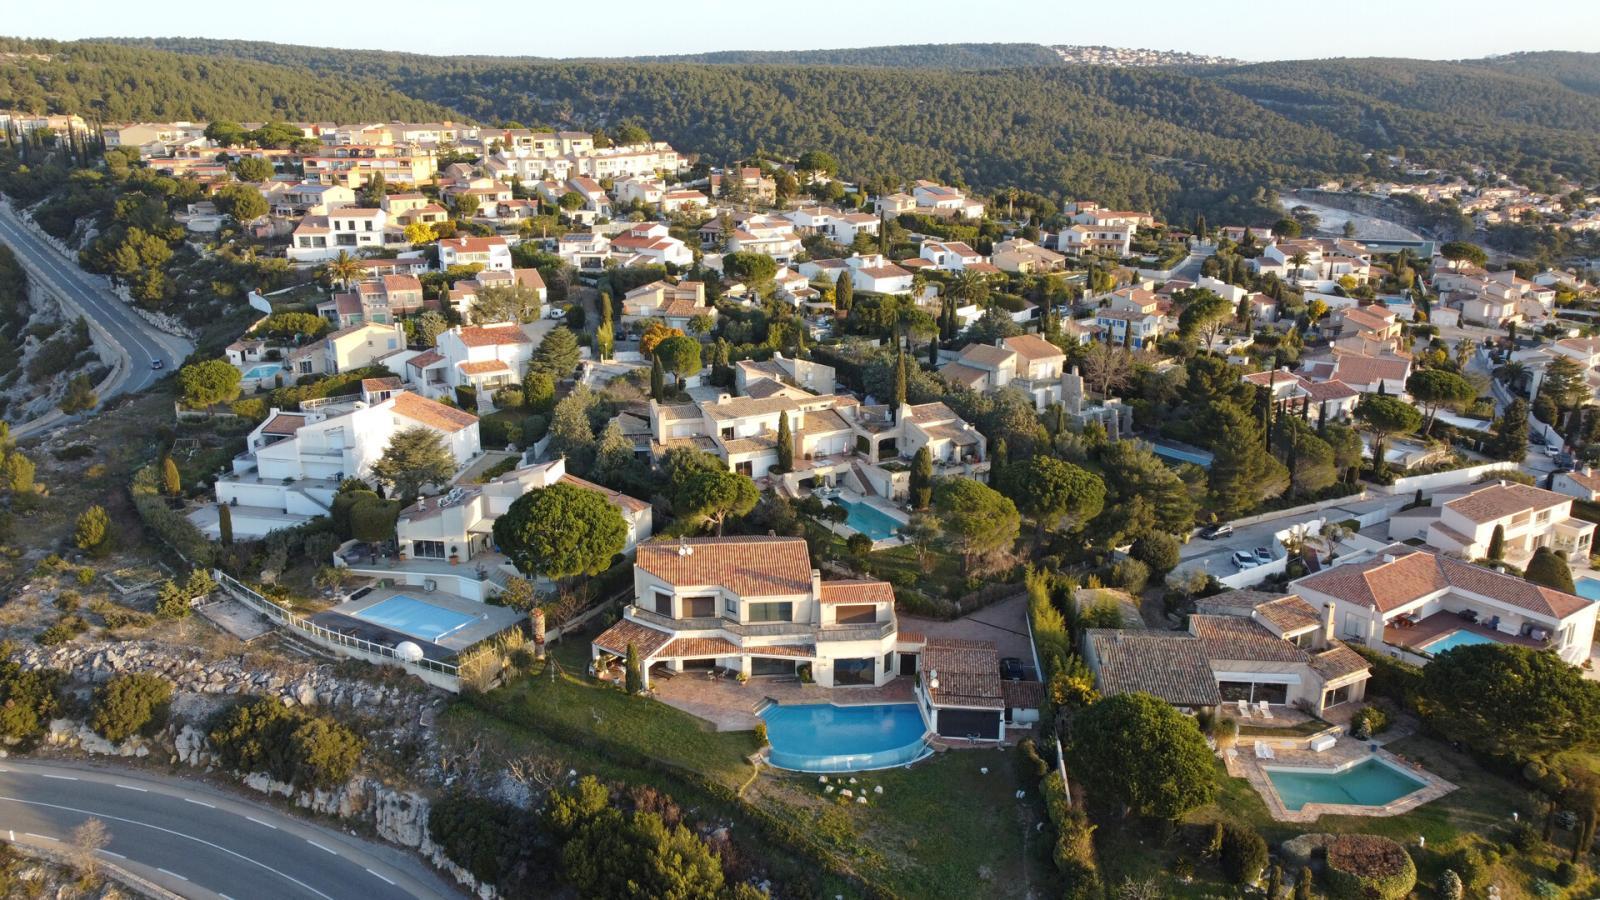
394;641;425;662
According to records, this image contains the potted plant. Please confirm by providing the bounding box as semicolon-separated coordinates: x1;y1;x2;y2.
449;546;460;565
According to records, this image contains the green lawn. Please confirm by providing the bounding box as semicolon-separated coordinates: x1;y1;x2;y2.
1093;734;1598;899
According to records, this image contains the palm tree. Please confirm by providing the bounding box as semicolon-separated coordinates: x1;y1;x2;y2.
949;269;989;307
1454;337;1477;369
1289;252;1309;285
1496;360;1530;395
323;250;362;291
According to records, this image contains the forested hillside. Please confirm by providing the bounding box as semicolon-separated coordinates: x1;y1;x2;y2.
0;39;454;122
11;38;1600;221
624;43;1064;67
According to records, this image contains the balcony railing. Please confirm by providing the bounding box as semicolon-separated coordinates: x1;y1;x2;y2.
625;605;895;642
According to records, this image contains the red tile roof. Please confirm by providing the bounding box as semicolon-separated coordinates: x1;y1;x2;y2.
636;536;814;597
818;580;895;605
391;392;478;433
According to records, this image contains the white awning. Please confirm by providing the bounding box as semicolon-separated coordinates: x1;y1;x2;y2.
1213;671;1301;686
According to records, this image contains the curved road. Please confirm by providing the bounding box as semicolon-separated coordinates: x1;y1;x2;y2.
0;203;193;436
0;759;459;899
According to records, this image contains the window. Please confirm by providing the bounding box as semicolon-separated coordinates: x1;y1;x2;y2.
834;605;877;625
724;597;738;617
747;602;793;623
1323;685;1352;708
684;595;715;618
412;540;446;559
834;658;875;686
883;651;893;676
651;590;673;616
1217;681;1289;705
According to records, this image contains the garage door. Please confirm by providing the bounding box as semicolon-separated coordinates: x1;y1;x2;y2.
935;708;1000;740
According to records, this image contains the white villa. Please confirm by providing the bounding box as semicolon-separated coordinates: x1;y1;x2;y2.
938;334;1070;410
1294;544;1599;665
337;457;652;602
591;535;907;687
203;391;482;539
1387;481;1594;566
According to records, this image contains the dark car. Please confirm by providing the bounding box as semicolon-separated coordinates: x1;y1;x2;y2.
999;657;1025;681
1200;523;1234;540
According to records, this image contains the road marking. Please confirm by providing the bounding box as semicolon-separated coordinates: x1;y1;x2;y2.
24;832;57;841
183;797;215;809
307;838;338;855
246;816;277;830
157;868;189;881
0;792;335;900
366;868;396;885
98;849;127;860
115;784;149;793
38;774;78;781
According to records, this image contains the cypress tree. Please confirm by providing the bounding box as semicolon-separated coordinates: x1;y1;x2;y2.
1487;524;1505;562
911;447;933;510
624;643;642;694
775;411;793;473
894;346;908;408
649;354;665;400
218;503;233;546
161;456;182;497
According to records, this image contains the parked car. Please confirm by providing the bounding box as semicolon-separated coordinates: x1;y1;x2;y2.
1254;547;1274;565
999;658;1025;681
1200;523;1234;540
1231;551;1260;570
150;359;164;370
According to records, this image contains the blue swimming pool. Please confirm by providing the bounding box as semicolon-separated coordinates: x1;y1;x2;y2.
835;498;903;542
1422;629;1500;655
761;703;929;772
353;595;477;642
1576;577;1600;601
1266;758;1427;811
242;363;284;380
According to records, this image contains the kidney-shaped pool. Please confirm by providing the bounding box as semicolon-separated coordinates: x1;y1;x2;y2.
761;702;930;773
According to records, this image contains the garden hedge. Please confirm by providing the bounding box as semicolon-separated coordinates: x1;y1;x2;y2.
1324;834;1417;900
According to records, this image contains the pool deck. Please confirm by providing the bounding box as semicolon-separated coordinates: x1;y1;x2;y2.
1226;728;1456;823
650;673;915;731
1383;610;1545;655
312;586;525;657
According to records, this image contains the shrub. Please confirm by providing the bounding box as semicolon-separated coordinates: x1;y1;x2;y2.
1042;772;1101;897
91;673;173;743
492;387;524;411
427;792;534;891
1130;533;1181;574
1220;822;1267;885
1555;861;1578;886
1107;557;1150;594
1435;869;1464;900
1510;820;1541;852
208;698;365;788
36;615;87;645
1324;834;1417;900
1350;704;1390;739
1350;645;1422;708
0;656;66;741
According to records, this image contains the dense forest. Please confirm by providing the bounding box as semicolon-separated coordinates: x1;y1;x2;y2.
8;38;1600;222
0;39;454;122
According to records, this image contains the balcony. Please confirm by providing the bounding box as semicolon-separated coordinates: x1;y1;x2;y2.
624;605;896;643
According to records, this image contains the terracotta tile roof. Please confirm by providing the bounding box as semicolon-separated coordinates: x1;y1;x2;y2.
361;377;402;391
560;474;651;515
1309;642;1370;683
923;638;1002;709
1003;333;1065;361
391;392;479;433
818;580;895;605
1437;555;1590;620
636;536;814;597
458;360;512;375
703;395;798;421
939;362;990;389
406;350;445;369
1254;596;1323;634
1442;483;1569;524
1304;379;1359;402
456;325;531;347
1188;615;1308;663
1087;630;1222;707
1002;680;1044;709
904;401;961;423
1563;469;1600;493
262;413;306;435
593;619;672;657
658;636;741;659
956;343;1015;368
1297;545;1593;621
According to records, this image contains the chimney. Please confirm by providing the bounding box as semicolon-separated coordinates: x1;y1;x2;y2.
811;568;822;601
1322;603;1336;647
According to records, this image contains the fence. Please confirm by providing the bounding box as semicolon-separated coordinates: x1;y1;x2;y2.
212;569;466;692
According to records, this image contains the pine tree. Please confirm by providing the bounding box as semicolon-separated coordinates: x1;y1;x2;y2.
649;354;665;400
775;411;793;473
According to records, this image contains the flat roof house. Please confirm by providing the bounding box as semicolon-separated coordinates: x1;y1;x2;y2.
591;536;902;688
1387;481;1593;567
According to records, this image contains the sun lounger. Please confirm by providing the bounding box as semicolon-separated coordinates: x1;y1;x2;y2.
1237;699;1252;718
1257;700;1273;720
1254;741;1275;760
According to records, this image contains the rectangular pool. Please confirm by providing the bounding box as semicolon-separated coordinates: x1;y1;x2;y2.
1577;577;1600;601
1421;628;1500;655
1266;758;1427;811
242;363;284;380
835;498;902;542
352;594;478;642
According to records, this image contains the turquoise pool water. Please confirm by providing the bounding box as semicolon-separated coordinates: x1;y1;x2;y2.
1267;758;1427;811
836;498;903;541
1422;629;1500;654
242;363;284;380
761;703;929;772
354;595;477;642
1577;577;1600;601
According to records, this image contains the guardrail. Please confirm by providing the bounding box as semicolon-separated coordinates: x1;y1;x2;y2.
211;569;464;691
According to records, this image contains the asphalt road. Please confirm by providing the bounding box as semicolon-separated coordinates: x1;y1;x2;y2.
0;203;192;398
0;759;458;899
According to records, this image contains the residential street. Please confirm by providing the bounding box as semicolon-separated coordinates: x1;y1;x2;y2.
0;759;459;899
0;202;193;437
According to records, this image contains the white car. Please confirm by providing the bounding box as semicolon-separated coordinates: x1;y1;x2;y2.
1231;550;1261;570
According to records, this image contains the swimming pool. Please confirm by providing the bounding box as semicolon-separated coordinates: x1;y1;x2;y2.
835;498;903;542
242;363;285;380
1421;629;1500;655
761;703;929;772
353;594;478;642
1266;758;1427;811
1576;577;1600;601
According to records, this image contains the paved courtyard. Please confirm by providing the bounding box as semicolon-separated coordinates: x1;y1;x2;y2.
650;674;914;731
